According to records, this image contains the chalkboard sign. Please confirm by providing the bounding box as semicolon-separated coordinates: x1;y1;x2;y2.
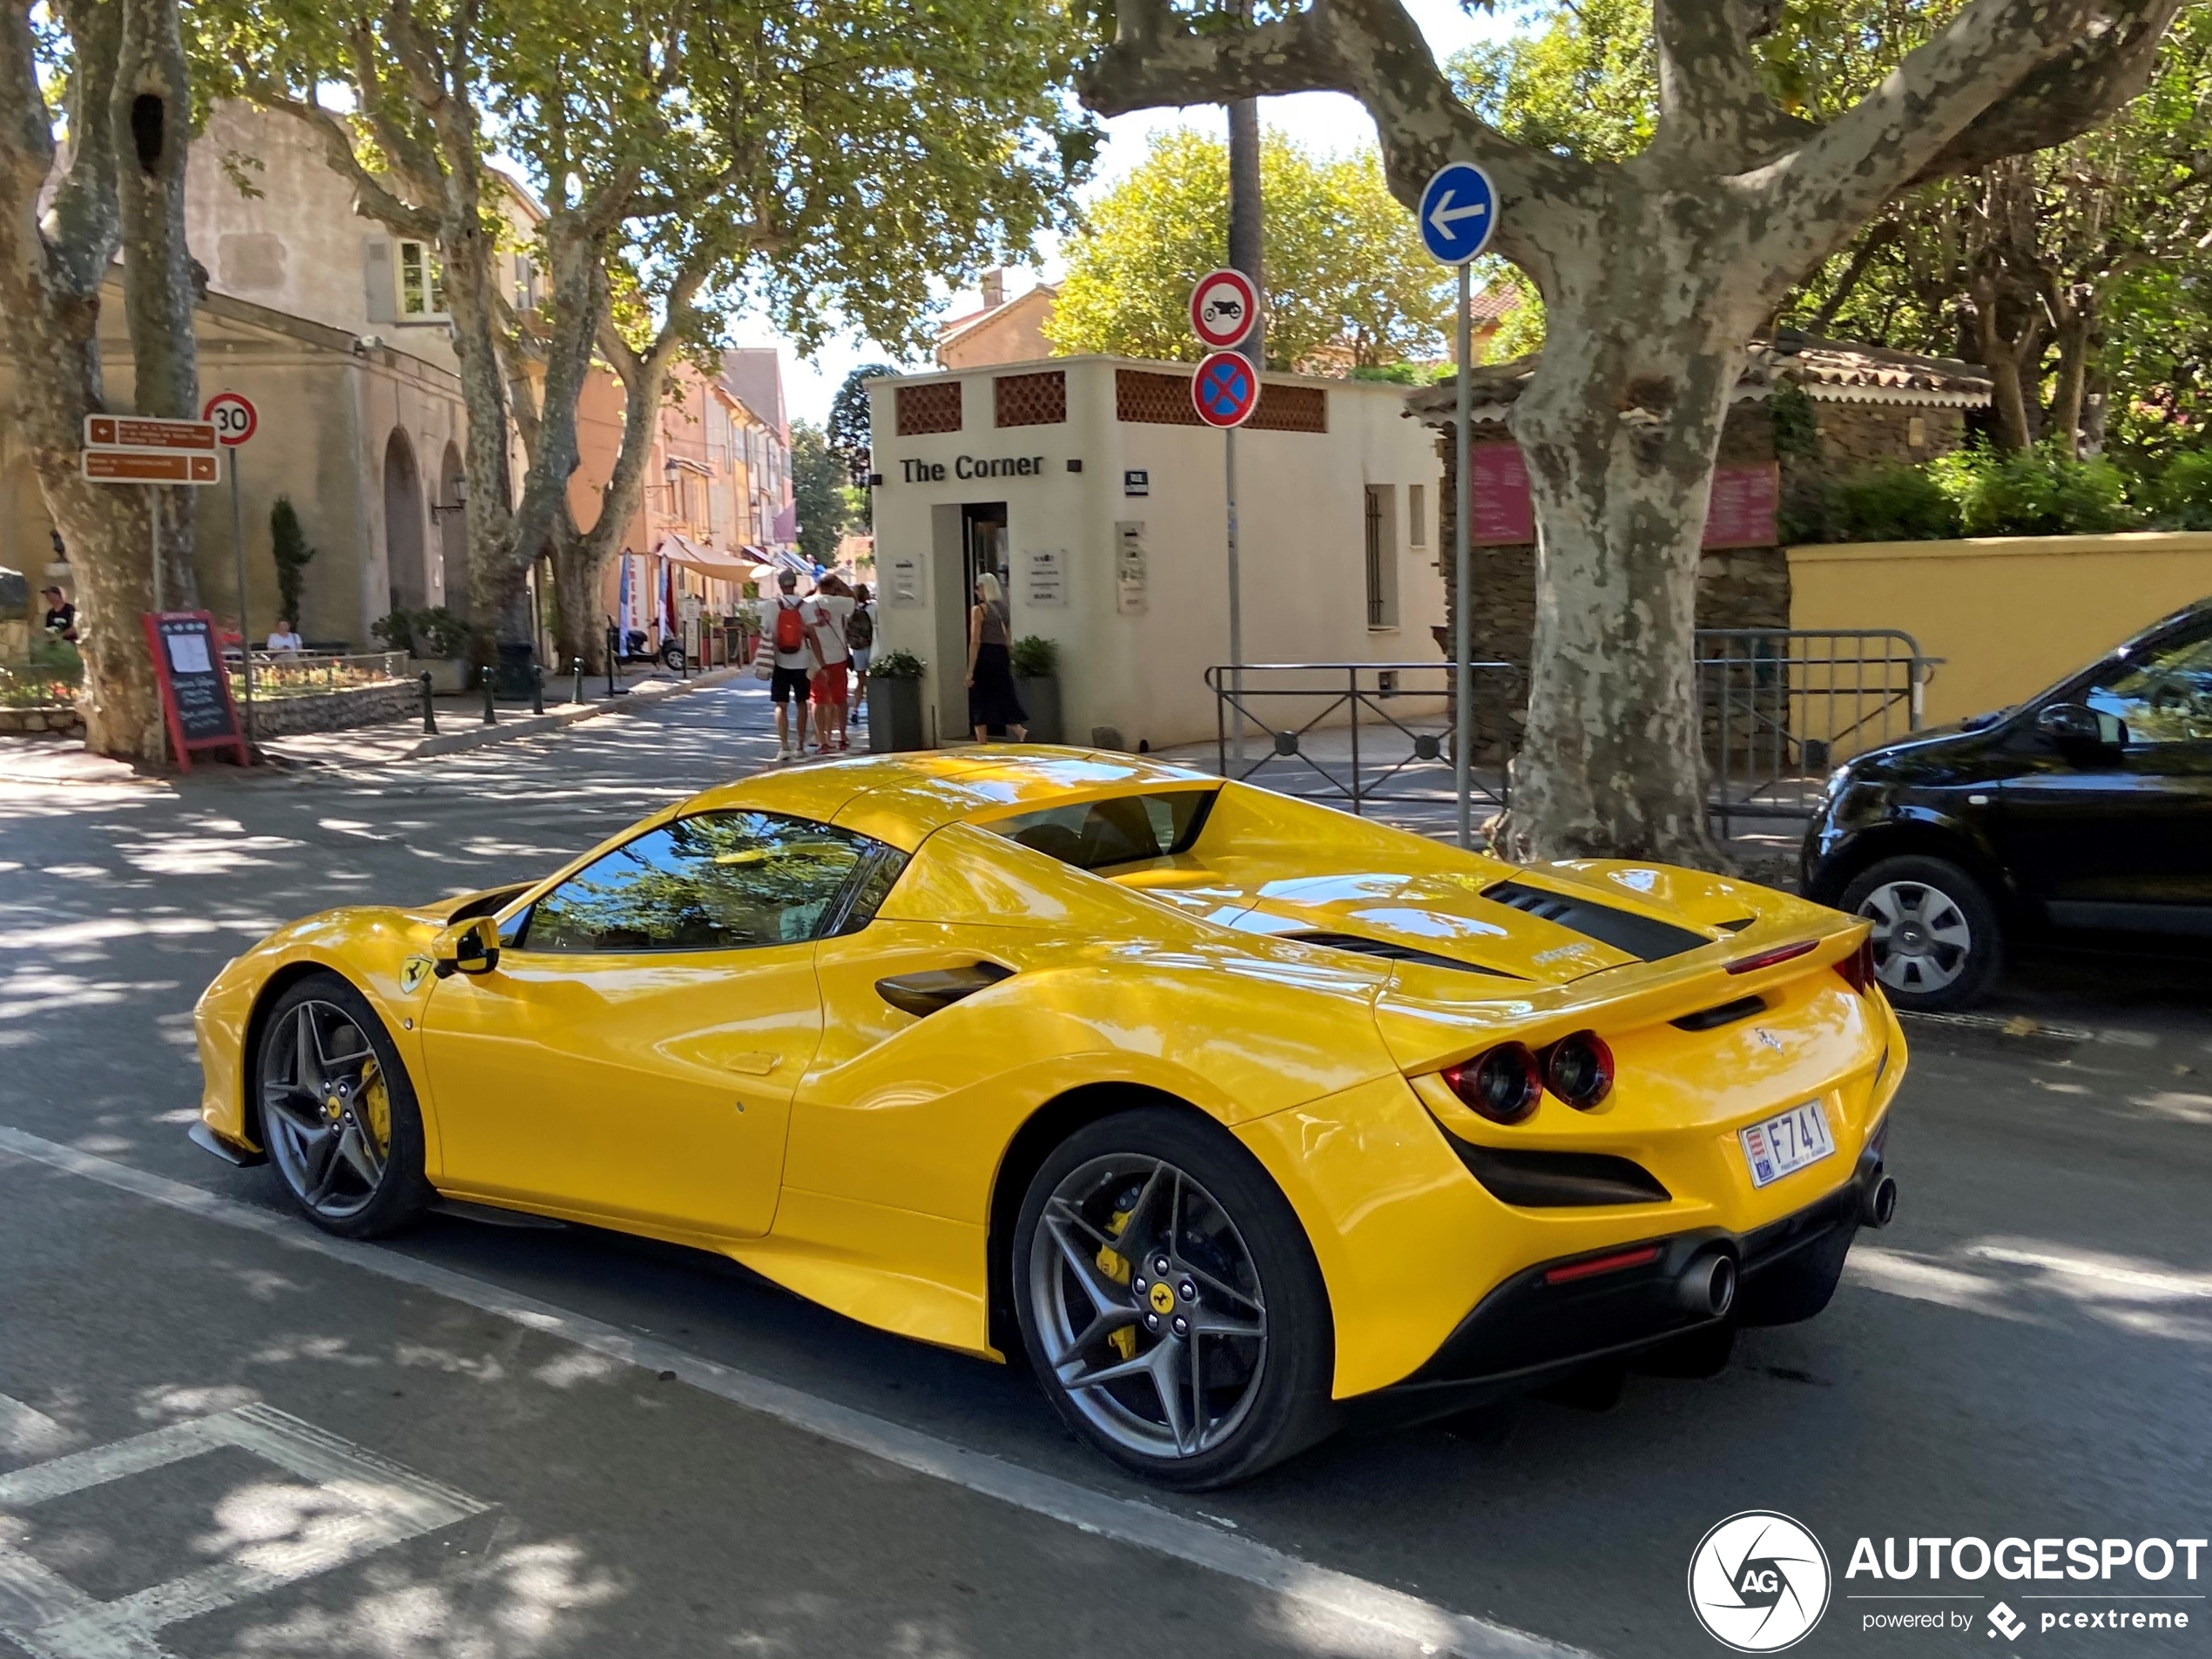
143;610;250;772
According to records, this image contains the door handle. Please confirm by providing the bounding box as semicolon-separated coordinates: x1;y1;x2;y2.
726;1052;779;1076
875;961;1014;1017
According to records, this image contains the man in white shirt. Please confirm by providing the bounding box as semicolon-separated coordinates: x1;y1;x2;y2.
265;619;303;654
802;576;856;753
755;571;812;760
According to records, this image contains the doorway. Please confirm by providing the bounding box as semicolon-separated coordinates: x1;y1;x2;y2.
962;502;1009;606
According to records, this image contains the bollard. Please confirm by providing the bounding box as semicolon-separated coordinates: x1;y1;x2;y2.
604;624;625;698
571;656;583;706
481;669;496;725
531;664;544;716
420;671;437;736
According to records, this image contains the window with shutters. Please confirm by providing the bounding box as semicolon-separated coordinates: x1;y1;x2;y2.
895;381;964;436
398;241;446;317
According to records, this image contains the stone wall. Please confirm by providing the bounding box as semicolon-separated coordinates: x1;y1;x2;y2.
248;678;420;737
0;705;84;737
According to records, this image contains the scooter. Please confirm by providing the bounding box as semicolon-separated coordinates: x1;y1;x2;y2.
605;621;685;672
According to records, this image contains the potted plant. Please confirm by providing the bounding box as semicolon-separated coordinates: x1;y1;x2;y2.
1009;634;1062;745
405;606;474;693
867;647;928;752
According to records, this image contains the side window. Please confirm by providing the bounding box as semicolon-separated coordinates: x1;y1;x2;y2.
990;790;1216;871
2085;630;2212;745
522;811;880;953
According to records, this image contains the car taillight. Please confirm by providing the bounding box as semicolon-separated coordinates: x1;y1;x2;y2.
1838;935;1878;996
1440;1042;1542;1124
1543;1030;1614;1109
1724;939;1820;975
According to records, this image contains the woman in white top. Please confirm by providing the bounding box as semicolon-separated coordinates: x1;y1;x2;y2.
801;576;856;752
265;620;303;653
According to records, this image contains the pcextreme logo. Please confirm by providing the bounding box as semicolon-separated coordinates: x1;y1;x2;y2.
1689;1511;1833;1652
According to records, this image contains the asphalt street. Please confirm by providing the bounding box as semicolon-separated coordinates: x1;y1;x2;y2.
2;685;2208;1658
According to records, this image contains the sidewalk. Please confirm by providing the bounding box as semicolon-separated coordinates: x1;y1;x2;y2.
0;664;747;786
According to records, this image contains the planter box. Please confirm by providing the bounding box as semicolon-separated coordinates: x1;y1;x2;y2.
868;678;928;752
411;657;469;694
1015;674;1062;745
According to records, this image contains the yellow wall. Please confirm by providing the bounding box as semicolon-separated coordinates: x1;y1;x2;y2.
1789;532;2212;726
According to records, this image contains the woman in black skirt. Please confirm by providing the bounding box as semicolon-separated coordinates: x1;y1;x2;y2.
965;570;1028;742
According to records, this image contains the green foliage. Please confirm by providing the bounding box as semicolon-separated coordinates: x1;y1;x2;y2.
868;647;926;681
1927;442;2142;537
1348;362;1440;385
1782;463;1960;544
1769;383;1821;462
1448;0;1656;164
2139;448;2212;529
1008;635;1060;678
368;605;470;658
827;364;897;474
268;496;315;628
368;610;414;654
790;420;852;566
1044;128;1449;372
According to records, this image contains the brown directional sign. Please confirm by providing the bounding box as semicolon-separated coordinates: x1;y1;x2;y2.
84;415;218;451
81;448;220;484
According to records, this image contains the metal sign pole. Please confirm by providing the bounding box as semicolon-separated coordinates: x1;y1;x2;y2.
229;448;253;743
1226;424;1243;772
1453;261;1474;850
149;483;163;615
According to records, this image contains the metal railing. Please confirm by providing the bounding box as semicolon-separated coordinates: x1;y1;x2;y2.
1205;630;1936;839
228;649;408;700
1204;660;1521;821
1697;630;1935;834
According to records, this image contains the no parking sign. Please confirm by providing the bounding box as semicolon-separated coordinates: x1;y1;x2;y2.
1190;351;1259;429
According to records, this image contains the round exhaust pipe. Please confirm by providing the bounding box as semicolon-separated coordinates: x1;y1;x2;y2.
1676;1251;1737;1318
1862;1172;1898;1229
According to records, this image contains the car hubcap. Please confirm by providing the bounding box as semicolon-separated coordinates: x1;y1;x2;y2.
1028;1156;1267;1460
260;1001;388;1218
1858;880;1973;994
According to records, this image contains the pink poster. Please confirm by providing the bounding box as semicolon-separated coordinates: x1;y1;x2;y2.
1702;462;1781;550
1468;442;1534;546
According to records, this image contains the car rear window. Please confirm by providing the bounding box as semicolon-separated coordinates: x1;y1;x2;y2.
988;790;1217;871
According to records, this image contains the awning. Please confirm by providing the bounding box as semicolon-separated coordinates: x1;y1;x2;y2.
655;533;750;577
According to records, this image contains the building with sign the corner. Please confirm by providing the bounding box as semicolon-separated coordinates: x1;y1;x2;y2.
867;356;1444;750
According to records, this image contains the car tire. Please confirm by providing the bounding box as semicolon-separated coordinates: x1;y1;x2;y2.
1012;1106;1338;1489
1838;853;2003;1012
1737;1224;1854;1327
255;972;434;1239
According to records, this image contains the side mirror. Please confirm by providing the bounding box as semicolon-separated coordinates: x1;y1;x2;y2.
2035;702;2127;750
432;916;502;979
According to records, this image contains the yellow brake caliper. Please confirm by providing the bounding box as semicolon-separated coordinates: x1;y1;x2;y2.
361;1059;391;1156
1097;1203;1138;1359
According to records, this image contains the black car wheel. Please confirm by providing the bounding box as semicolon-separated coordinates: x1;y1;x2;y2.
1012;1107;1337;1489
256;972;434;1238
1839;853;2003;1011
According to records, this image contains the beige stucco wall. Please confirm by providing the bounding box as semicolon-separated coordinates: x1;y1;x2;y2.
869;357;1445;751
1788;531;2212;725
936;290;1056;371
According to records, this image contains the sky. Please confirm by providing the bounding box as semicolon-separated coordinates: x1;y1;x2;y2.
757;0;1515;427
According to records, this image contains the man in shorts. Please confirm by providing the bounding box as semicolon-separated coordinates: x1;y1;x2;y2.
802;575;856;753
757;570;812;759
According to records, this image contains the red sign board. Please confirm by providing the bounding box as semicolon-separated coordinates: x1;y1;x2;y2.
1702;462;1781;550
1191;350;1260;429
84;415;217;451
202;392;258;447
143;610;250;772
82;449;219;484
1190;268;1261;352
1467;445;1779;550
1468;443;1534;546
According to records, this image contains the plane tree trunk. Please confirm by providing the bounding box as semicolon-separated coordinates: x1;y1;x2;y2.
1081;0;2182;863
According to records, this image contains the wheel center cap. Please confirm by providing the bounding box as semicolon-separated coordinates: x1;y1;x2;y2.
1147;1282;1176;1316
1896;923;1927;953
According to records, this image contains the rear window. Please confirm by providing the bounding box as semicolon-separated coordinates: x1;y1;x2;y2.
988;790;1216;871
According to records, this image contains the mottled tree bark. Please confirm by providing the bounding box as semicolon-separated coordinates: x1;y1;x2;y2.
0;0;201;765
1082;0;2182;864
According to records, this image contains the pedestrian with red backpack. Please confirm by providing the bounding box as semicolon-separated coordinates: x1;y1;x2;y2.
756;569;812;760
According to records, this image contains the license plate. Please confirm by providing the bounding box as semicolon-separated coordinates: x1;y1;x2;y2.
1740;1100;1835;1188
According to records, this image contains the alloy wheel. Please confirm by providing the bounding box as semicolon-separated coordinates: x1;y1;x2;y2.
1027;1155;1269;1461
1858;880;1974;995
260;1000;391;1221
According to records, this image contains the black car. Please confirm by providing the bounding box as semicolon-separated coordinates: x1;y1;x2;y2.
1803;597;2212;1010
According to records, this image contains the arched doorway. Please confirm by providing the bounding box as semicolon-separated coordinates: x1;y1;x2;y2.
382;429;427;619
437;442;469;620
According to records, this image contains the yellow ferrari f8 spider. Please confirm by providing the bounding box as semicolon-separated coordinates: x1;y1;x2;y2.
192;749;1904;1487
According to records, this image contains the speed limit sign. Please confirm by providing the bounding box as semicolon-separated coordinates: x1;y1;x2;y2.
202;392;257;447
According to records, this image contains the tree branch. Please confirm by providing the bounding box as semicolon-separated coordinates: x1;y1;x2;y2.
241;84;442;239
1650;0;1813;165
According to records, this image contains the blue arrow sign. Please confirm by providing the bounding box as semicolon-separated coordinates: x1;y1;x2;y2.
1419;162;1498;265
